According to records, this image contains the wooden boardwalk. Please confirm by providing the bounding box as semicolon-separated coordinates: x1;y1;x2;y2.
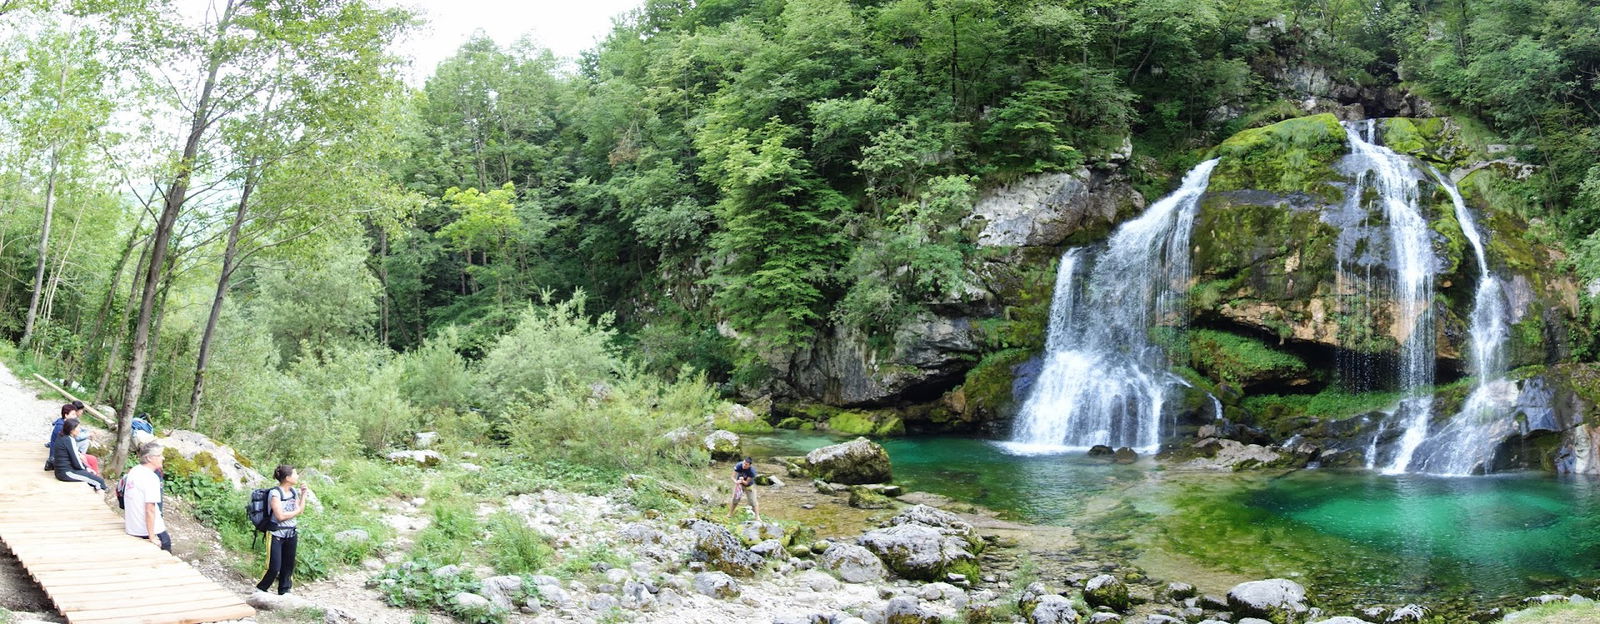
0;442;255;624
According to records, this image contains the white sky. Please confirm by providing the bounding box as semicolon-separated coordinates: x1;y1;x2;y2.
390;0;645;82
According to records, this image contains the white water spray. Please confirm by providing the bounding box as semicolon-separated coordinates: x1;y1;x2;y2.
1003;159;1220;454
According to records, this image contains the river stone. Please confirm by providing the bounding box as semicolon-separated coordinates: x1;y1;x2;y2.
692;571;741;599
1311;618;1375;624
820;543;887;583
849;485;894;508
805;437;892;484
1030;594;1080;624
704;430;742;460
481;575;523;610
858;524;978;581
332;529;370;545
750;539;784;558
884;596;944;624
1144;617;1182;624
796;570;841;593
890;504;981;551
620;580;656;610
1087;614;1122;623
1088;445;1114;457
1386;605;1426;621
1227;579;1309;622
1084;575;1131;611
1166;582;1197;600
1018;582;1052;614
688;520;763;576
1111;447;1138;464
453;592;491;610
738;520;783;543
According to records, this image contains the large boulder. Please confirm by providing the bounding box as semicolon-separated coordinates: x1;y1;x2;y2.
889;504;982;551
386;449;443;468
692;571;741;599
704;430;742;461
157;430;267;489
687;520;763;576
1310;618;1374;624
805;437;892;484
820;543;887;583
857;524;979;581
1083;574;1130;611
968;167;1144;248
884;597;945;624
1227;579;1310;623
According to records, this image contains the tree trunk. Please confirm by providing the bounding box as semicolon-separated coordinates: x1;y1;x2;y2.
20;146;59;350
98;234;150;402
376;226;389;346
115;0;236;471
34;205;81;360
70;220;145;384
188;158;258;427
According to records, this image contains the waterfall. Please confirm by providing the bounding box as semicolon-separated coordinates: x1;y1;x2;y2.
1406;168;1515;475
1003;159;1220;454
1338;121;1439;475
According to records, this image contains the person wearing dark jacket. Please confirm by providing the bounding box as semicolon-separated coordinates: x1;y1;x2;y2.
42;401;84;471
51;419;105;491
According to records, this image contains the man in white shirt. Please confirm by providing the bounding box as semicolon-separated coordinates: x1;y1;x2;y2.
123;443;170;551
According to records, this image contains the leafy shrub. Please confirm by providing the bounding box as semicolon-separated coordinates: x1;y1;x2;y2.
396;327;475;412
486;513;552;575
476;292;621;405
412;498;480;564
374;560;505;624
506;365;714;476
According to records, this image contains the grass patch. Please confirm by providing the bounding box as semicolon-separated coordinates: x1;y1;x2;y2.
486;512;553;575
1187;329;1309;386
1500;602;1600;623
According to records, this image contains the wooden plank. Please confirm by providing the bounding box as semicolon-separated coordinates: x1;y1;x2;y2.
52;586;241;611
32;565;198;584
71;603;256;624
63;593;249;621
42;574;218;596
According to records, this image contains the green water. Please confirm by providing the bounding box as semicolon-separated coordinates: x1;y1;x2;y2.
752;432;1600;610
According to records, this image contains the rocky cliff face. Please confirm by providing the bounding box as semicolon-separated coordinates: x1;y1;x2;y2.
770;167;1146;422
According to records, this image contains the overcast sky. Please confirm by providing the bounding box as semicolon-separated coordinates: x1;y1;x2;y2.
391;0;644;81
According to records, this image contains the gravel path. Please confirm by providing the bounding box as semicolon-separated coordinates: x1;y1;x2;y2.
0;362;63;442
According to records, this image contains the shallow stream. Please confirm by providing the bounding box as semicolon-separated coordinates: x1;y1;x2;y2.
751;432;1600;611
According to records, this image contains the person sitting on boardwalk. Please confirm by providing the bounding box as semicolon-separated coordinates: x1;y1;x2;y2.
42;401;85;471
728;456;760;522
124;443;170;551
49;418;105;491
257;464;309;596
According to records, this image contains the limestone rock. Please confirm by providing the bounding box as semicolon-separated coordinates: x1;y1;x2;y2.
969;168;1143;248
452;592;491;611
884;596;945;624
1030;594;1081;624
156;430;266;489
1311;618;1375;624
413;431;438;449
247;590;316;611
692;571;741;599
805;437;892;484
820;543;888;583
386;449;443;468
849;485;894;509
332;529;370;545
704;430;742;461
1084;574;1131;611
687;520;763;576
481;575;522;610
1166;582;1197;600
857;524;978;581
1227;579;1309;622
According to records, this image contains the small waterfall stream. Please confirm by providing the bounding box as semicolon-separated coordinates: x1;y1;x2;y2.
1005;159;1219;454
1407;168;1515;475
1340;121;1440;475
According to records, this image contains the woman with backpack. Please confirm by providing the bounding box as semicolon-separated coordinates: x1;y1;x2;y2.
50;419;105;491
256;464;309;595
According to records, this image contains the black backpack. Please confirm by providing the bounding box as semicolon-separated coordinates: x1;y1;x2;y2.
248;488;279;533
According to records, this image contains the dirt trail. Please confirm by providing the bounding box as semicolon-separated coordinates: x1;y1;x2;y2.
0;362;63;442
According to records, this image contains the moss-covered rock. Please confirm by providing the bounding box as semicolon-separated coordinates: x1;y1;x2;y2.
825;410;905;436
953;348;1032;421
1208;113;1348;197
1187;329;1311;389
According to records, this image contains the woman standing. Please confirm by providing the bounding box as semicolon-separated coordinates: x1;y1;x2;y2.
50;419;105;491
256;464;309;595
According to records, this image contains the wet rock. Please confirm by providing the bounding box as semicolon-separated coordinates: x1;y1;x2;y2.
858;524;979;581
1181;438;1283;471
1030;594;1081;624
1112;447;1139;464
692;571;741;599
687;520;763;576
820;543;888;583
1227;579;1309;622
1084;575;1131;611
1087;445;1115;457
704;430;742;461
1386;604;1427;621
805;437;892;484
1311;618;1375;624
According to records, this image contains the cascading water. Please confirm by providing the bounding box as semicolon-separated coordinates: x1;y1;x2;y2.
1339;121;1440;475
1407;168;1515;475
1004;159;1220;454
